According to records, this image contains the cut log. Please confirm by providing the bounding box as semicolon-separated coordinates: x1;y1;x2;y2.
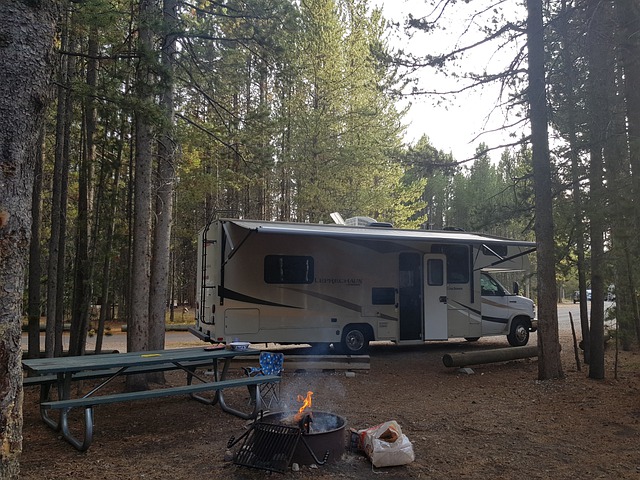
442;346;538;368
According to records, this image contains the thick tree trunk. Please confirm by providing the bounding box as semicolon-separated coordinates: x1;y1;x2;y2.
149;0;178;357
0;3;59;478
526;0;563;380
128;0;156;389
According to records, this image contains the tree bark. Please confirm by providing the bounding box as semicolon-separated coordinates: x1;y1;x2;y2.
526;0;563;379
0;2;59;478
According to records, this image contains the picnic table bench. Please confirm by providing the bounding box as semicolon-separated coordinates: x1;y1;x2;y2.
23;347;279;451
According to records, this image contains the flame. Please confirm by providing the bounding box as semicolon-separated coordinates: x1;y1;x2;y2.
294;391;313;420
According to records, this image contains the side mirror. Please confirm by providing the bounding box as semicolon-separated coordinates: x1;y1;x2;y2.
513;282;520;295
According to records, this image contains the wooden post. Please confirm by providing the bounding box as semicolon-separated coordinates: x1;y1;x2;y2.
569;312;581;371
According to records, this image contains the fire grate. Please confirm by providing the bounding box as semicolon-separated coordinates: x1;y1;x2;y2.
230;422;301;474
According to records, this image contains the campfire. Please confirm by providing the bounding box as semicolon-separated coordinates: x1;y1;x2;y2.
228;390;347;472
295;390;313;421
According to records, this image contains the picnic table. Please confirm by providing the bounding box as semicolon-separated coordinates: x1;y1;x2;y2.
23;346;280;451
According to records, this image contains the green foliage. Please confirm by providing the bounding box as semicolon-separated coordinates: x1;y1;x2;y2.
34;0;544;332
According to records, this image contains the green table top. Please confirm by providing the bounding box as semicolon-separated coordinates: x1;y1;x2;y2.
23;346;259;374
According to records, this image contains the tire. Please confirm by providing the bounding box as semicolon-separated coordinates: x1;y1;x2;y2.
338;325;370;355
507;317;530;347
464;337;480;342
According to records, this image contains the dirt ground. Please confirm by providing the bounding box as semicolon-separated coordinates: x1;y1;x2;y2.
19;310;640;479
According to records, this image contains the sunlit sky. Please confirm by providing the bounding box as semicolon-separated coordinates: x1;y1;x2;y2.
375;0;526;163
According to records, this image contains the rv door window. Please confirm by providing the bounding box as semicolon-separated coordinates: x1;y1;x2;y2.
264;255;314;284
427;259;444;286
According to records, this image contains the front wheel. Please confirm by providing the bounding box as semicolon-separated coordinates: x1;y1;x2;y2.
337;325;370;355
507;317;530;347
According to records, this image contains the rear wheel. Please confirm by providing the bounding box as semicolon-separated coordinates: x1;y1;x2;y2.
338;325;370;355
507;317;530;347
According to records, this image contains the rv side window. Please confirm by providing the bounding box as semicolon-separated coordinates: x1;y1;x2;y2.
264;255;314;284
372;287;395;305
432;244;469;284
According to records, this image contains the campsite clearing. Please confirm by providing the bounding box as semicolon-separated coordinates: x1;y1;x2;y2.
20;307;640;479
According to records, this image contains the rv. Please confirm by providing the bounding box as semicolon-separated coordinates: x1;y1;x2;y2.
191;218;537;354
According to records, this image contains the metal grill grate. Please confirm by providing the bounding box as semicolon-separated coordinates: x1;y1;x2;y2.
232;422;301;474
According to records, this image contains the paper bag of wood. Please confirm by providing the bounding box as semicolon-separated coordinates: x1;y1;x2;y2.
357;420;415;467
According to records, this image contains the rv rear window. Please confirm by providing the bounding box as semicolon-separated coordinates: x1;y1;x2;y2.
264;255;314;284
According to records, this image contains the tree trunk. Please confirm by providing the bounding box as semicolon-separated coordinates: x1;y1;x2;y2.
617;0;640;342
27;126;45;359
128;0;156;389
46;10;70;358
69;22;99;357
526;0;563;380
585;0;610;379
603;59;633;351
96;121;126;354
0;3;59;478
149;0;178;364
558;0;590;363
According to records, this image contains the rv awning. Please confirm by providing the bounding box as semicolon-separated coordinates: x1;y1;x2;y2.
223;219;536;248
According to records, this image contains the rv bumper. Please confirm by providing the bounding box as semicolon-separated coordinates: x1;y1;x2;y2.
188;326;211;342
530;318;538;332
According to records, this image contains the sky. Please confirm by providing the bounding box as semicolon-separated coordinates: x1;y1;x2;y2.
375;0;525;162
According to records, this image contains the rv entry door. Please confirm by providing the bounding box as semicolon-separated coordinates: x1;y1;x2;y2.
398;253;422;341
423;254;448;340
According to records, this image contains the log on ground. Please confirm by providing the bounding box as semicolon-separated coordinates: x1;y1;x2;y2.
442;346;538;368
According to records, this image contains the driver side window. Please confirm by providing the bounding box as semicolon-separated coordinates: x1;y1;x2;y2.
481;275;499;296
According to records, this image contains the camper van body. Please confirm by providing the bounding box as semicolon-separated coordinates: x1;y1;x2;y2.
191;219;537;354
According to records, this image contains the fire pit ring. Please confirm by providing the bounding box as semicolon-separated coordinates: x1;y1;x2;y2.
260;411;347;465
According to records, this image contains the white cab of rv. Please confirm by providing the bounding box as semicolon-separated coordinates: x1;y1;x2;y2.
191;218;537;354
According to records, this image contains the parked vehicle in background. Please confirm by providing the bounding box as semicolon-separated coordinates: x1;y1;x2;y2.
192;218;538;353
573;291;580;304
